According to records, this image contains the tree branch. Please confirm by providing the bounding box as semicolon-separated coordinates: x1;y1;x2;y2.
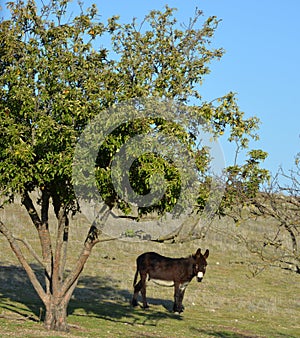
59;235;98;298
15;237;46;269
22;191;53;293
52;206;68;297
0;220;47;304
21;191;42;229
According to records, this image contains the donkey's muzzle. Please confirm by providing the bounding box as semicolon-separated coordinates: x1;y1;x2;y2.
197;271;204;282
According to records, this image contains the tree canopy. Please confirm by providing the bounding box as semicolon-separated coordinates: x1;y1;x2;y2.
0;0;268;217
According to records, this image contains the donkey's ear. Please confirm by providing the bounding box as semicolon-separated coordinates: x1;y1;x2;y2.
195;248;201;256
204;249;209;259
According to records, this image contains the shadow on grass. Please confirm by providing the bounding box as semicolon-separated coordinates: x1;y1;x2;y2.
191;327;258;338
0;264;181;327
71;274;180;325
190;327;298;338
0;264;44;322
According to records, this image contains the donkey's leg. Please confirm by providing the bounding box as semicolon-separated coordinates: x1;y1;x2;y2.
173;283;181;313
177;288;186;313
140;273;149;309
131;279;142;307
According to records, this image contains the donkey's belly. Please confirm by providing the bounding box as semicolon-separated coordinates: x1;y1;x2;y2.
150;279;174;287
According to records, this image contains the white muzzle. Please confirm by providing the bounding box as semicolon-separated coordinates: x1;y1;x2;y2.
197;271;204;282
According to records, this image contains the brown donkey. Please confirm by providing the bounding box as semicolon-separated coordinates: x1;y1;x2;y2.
131;248;209;313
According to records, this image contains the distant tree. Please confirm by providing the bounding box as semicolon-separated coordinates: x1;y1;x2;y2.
247;158;300;274
223;150;299;275
0;0;267;330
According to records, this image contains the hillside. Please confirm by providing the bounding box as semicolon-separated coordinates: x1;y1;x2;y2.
0;200;299;337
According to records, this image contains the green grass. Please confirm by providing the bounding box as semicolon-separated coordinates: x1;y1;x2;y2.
0;201;299;337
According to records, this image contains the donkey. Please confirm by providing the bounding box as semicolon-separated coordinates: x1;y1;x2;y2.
131;248;209;313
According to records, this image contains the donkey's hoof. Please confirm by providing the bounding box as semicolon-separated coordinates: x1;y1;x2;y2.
174;310;183;315
131;299;138;307
173;306;184;314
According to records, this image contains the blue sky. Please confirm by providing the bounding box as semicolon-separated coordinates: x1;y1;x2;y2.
2;0;300;176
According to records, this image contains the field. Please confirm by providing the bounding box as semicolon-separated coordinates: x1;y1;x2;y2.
0;201;299;337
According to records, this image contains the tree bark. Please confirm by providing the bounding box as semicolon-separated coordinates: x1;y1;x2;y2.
44;297;69;331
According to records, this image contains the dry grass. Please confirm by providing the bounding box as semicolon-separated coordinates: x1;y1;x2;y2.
0;200;299;337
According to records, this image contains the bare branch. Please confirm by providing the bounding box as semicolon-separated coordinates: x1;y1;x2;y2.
15;237;46;269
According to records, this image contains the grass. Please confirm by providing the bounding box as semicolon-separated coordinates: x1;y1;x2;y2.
0;200;299;337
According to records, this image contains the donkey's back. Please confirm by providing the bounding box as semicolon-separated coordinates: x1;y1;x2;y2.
134;251;192;284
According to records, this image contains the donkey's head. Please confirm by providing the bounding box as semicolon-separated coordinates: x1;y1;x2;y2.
193;248;209;282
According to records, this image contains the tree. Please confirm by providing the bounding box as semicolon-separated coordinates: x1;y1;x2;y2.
244;159;299;274
221;147;299;275
0;0;267;330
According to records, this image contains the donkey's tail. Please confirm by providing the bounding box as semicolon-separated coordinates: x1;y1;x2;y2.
133;268;139;287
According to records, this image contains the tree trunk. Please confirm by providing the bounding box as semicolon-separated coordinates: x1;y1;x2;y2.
0;210;101;332
44;297;69;331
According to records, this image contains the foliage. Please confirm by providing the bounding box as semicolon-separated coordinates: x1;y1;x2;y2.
220;149;270;217
0;0;267;215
